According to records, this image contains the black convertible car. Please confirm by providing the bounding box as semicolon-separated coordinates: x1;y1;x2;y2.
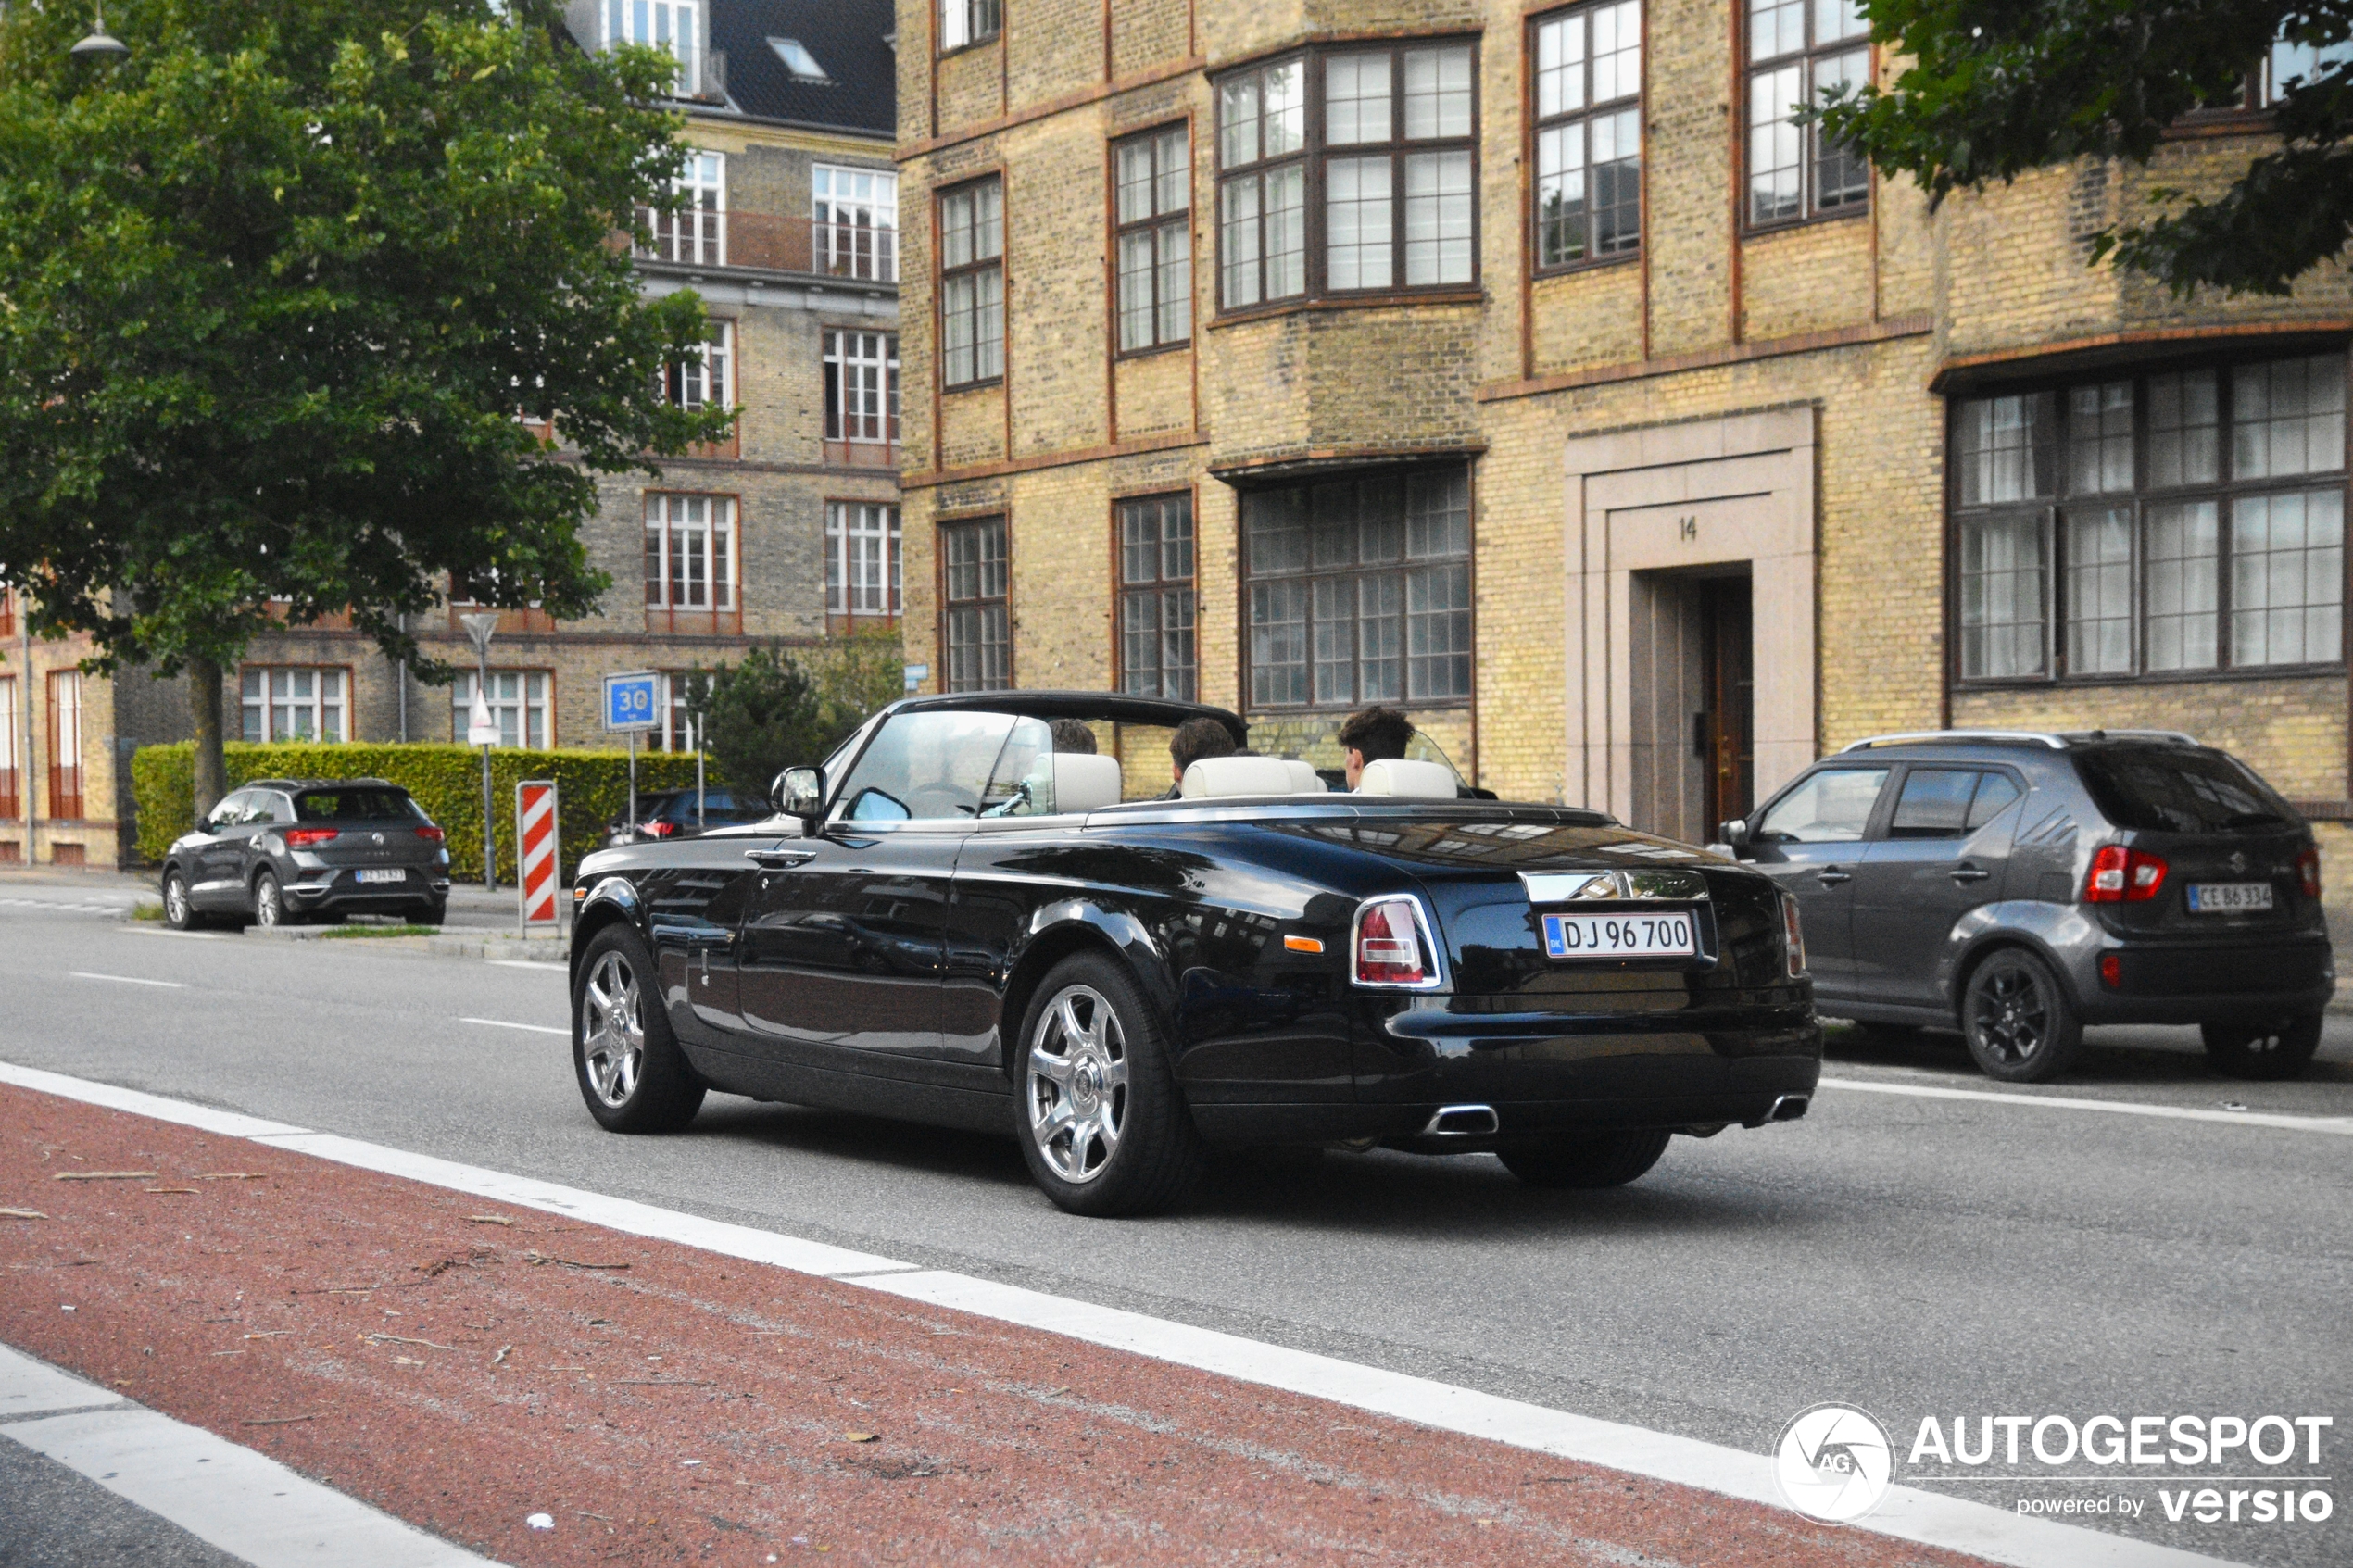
567;693;1820;1216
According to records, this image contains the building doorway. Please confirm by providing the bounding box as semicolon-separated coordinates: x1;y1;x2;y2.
1628;570;1753;844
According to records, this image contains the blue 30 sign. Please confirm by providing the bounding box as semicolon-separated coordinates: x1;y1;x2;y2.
603;671;662;733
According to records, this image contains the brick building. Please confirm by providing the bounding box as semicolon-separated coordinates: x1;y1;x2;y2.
2;0;903;869
893;0;2353;889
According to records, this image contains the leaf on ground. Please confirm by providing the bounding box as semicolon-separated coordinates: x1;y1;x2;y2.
0;1209;46;1220
522;1249;629;1270
843;1433;878;1444
465;1214;513;1226
53;1171;157;1182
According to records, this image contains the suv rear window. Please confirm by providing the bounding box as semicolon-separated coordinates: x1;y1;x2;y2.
295;789;425;822
2073;750;2295;834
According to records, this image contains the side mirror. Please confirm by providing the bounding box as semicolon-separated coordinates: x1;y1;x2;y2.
1718;818;1751;853
772;767;823;831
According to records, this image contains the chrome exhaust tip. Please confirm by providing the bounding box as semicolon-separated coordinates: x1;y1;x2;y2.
1767;1094;1810;1123
1422;1103;1500;1136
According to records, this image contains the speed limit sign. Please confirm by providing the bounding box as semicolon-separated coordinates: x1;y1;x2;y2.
603;671;661;733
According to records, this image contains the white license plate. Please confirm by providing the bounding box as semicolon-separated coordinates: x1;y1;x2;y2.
2187;881;2272;913
356;868;407;884
1541;909;1699;960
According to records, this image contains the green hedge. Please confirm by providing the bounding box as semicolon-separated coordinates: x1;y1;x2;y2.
132;742;712;882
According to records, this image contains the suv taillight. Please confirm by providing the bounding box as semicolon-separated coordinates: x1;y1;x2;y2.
283;828;339;848
641;820;676;838
413;824;445;845
2298;847;2322;899
1780;892;1807;977
2085;844;2168;903
1352;896;1440;989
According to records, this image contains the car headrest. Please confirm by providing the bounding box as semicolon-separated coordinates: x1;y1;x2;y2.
1356;758;1460;798
1181;755;1309;798
1052;753;1123;813
1282;759;1328;794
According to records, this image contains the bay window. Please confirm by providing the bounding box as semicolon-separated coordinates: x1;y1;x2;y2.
1954;352;2348;684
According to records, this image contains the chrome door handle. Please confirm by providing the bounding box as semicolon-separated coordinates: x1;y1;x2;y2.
1950;865;1992;884
745;848;816;869
1815;868;1851;886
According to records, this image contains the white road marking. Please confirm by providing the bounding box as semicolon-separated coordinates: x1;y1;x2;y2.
0;1059;2239;1568
1819;1074;2353;1135
459;1017;568;1036
0;897;132;915
126;928;226;941
0;1344;494;1567
69;972;186;990
485;960;567;972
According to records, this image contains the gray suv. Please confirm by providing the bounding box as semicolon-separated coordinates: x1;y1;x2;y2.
1719;731;2334;1083
160;779;452;930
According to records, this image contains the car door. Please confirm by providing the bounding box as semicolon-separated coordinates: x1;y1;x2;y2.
1740;764;1893;1001
190;791;259;909
1849;767;2024;1009
733;708;1019;1090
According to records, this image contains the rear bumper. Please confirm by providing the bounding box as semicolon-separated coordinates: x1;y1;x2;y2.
285;872;448;914
2074;936;2334;1025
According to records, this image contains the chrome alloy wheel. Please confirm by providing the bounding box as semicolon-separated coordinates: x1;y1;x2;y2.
254;875;283;927
1026;984;1130;1185
162;874;190;926
1973;963;2049;1067
580;950;647;1108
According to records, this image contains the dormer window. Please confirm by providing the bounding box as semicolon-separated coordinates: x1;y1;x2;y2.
769;37;830;82
595;0;704;95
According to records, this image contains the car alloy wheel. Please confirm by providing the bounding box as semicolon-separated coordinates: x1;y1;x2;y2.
253;872;284;928
1974;964;2047;1066
579;950;645;1108
162;872;194;930
1960;948;2082;1084
1026;984;1130;1184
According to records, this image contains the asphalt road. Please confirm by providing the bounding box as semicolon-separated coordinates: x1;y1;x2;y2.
3;872;2349;1568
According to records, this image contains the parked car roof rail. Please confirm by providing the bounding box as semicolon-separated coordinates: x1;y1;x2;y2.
1840;730;2070;752
242;776;404;792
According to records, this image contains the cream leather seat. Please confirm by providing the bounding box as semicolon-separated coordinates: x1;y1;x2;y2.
1180;755;1314;798
1281;759;1328;794
1355;758;1460;798
1052;753;1124;812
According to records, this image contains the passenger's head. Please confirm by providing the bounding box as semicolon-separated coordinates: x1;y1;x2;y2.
1049;718;1098;755
1168;716;1236;784
1338;705;1414;790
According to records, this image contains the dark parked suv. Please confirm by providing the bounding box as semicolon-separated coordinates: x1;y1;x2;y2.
160;779;452;930
1719;731;2334;1082
600;786;770;847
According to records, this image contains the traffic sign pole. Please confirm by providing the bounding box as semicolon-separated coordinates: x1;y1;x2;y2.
602;671;662;840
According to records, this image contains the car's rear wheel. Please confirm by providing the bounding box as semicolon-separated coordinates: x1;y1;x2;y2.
2201;1014;2322;1081
252;871;296;929
1013;954;1204;1217
1498;1129;1672;1189
1960;948;2082;1083
161;870;206;932
415;902;447;928
573;926;705;1133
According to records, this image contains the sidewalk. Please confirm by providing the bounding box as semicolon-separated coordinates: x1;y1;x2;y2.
0;1080;1997;1568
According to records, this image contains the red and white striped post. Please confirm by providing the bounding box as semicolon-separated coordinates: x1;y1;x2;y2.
515;780;560;935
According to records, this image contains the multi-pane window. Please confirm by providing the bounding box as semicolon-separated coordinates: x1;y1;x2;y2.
943;517;1010;692
1119;495;1196;699
1244;468;1472;709
639;149;724;265
824;331;900;448
827;502;903;628
46;669;82;821
939;179;1004;388
939;0;1000;51
241;668;348;744
595;0;703;94
1955;353;2348;683
644;494;737;624
1115;127;1193;352
0;676;18;820
1216;42;1479;309
664;321;733;412
1533;2;1642;269
1746;0;1870;226
2265;33;2353;105
452;671;551;750
812;166;898;282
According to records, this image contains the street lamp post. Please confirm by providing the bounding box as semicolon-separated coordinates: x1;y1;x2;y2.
459;613;501;894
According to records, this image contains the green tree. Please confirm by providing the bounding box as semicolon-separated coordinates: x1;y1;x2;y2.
0;1;733;814
1814;2;2352;295
683;633;903;796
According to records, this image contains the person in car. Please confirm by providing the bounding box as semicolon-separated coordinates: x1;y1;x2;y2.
1339;705;1414;790
1163;715;1236;797
1049;718;1098;754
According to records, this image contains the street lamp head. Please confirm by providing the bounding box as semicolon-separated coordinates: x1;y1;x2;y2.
70;6;131;58
459;611;501;658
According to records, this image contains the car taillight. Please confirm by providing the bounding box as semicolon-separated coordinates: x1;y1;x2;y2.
413;824;445;845
283;828;339;848
1780;892;1807;978
1352;896;1441;989
642;821;675;838
2084;844;2168;903
2297;847;2322;899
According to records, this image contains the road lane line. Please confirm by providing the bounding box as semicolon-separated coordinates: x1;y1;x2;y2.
0;1344;494;1567
459;1017;568;1036
485;960;567;972
1819;1074;2353;1135
69;972;186;990
0;1059;2242;1568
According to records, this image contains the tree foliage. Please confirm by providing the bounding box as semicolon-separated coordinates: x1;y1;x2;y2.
1814;1;2353;294
0;0;732;675
682;633;904;796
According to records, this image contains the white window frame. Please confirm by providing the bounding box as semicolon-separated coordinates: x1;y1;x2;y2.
0;674;17;808
453;670;551;750
940;0;1001;52
644;494;738;611
599;0;702;94
666;320;734;411
824;330;900;446
826;502;903;623
812;166;899;282
241;667;350;744
640;149;725;266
